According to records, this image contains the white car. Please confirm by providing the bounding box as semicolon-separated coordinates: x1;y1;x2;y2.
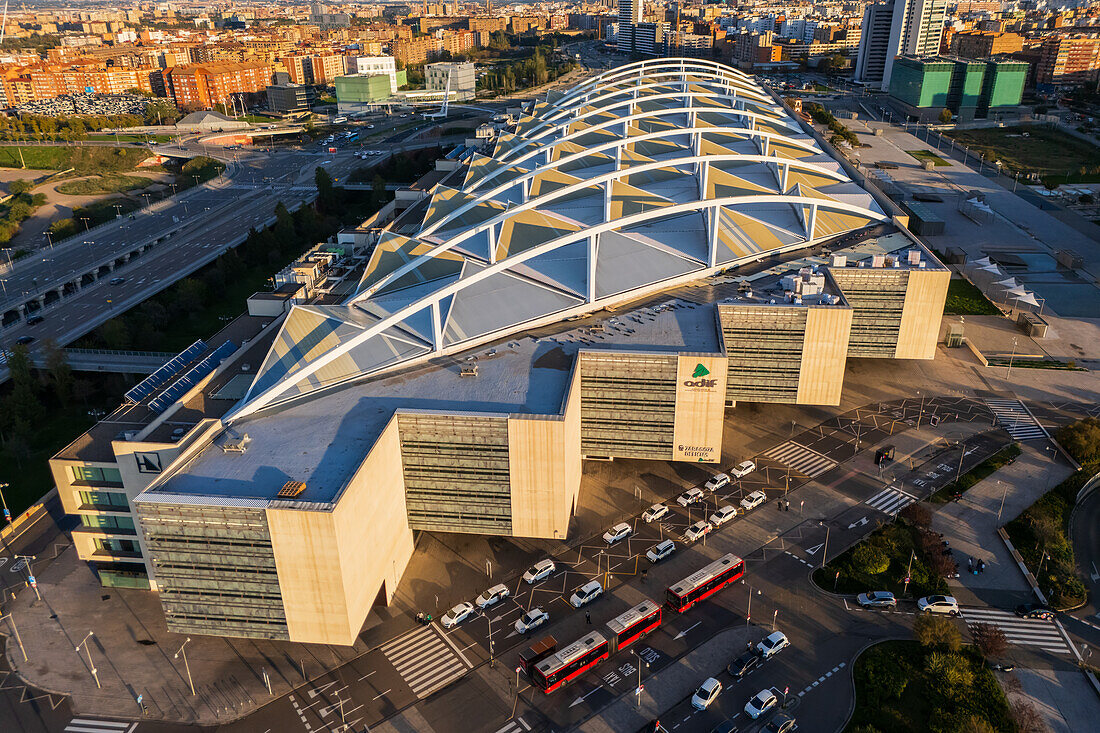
603;522;633;545
917;595;960;616
691;677;723;710
731;460;757;478
441;602;476;629
475;583;510;609
677;487;705;507
570;580;603;608
709;505;738;527
514;607;549;634
684;520;712;543
740;489;768;512
704;473;730;492
745;689;778;719
646;539;676;563
642;503;670;523
523;559;556;584
756;630;789;659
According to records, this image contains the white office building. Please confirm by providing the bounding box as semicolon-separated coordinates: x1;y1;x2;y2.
855;0;947;90
345;55;399;94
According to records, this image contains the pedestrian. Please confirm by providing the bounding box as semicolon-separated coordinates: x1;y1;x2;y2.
585;611;591;625
967;557;973;573
785;499;790;512
979;559;986;574
777;500;782;510
642;568;648;583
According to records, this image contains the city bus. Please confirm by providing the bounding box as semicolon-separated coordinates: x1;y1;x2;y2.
665;554;745;613
531;631;609;693
605;599;662;651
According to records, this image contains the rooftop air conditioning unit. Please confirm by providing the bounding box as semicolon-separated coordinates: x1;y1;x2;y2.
460;365;479;377
220;432;251;454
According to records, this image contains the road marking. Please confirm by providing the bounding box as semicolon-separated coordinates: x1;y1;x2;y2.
371;689;391;700
381;624;471;698
963;607;1072;655
674;621;702;640
864;486;917;516
569;687;604;708
762;441;837;477
784;550;814;568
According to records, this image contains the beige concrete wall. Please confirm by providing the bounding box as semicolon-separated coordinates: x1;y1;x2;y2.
795;306;853;405
268;417;412;646
894;268;951;360
672;354;728;462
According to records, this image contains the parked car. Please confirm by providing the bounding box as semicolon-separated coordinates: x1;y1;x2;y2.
441;602;476;629
730;460;757;478
917;595;960;616
603;522;633;545
475;583;510;610
709;505;738;527
570;580;603;608
1014;602;1055;620
765;713;797;733
726;651;762;679
691;677;722;710
857;591;897;609
642;504;670;523
744;689;778;719
677;487;705;507
756;631;790;659
646;539;676;563
684;520;713;543
523;559;556;584
704;473;731;492
514;607;549;634
740;490;768;512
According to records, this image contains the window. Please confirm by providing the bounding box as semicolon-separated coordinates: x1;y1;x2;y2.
71;465;123;486
80;515;135;531
78;490;129;509
135;452;163;474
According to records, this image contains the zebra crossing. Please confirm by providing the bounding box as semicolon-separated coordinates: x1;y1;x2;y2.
963;607;1072;655
984;399;1047;441
64;719;136;733
864;486;917;515
761;441;836;478
491;717;532;733
381;623;472;699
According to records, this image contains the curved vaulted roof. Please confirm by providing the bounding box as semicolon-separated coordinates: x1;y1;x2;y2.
233;58;887;419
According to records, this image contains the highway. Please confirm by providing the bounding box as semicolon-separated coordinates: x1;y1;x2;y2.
0;121;458;374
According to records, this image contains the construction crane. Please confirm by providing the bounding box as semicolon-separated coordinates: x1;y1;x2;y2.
424;71;450;121
0;2;9;47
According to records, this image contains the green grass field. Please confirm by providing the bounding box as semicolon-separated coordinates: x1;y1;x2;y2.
86;133;174;143
907;149;950;166
944;278;1000;315
946;125;1100;181
0;144;150;172
56;173;155;196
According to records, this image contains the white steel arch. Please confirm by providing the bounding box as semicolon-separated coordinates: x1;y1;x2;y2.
232;59;889;419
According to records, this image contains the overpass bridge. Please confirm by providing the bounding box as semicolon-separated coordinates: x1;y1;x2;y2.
2;348;172;374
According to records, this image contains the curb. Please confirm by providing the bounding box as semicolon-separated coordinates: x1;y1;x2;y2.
996;527;1048;605
838;636;910;733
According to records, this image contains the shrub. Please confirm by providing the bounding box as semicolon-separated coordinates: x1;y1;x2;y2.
1056;417;1100;464
853;543;890;575
914;614;961;651
960;716;995;733
925;652;974;694
900;502;931;529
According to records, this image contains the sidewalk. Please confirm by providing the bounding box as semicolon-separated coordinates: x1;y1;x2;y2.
934;443;1073;610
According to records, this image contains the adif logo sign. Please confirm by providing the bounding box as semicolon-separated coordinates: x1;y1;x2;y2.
683;363;717;388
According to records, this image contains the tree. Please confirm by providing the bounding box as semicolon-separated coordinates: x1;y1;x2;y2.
914;613;962;651
925;651;974;692
8;179;33;196
853;543;890;575
314;165;337;211
960;715;996;733
371;174;387;208
1010;701;1046;733
1055;417;1100;464
970;622;1008;658
42;338;73;402
939;108;953;124
900;502;932;530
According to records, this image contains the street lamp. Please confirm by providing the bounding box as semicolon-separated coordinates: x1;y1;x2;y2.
0;482;10;524
174;637;195;695
77;632;100;688
14;554;39;601
0;612;26;661
632;649;649;707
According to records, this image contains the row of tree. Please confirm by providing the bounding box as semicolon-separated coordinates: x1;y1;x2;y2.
0;99;180;142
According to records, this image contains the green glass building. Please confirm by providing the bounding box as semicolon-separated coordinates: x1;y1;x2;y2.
888;56;1027;122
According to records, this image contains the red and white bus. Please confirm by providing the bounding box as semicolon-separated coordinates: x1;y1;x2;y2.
665;553;744;613
606;599;662;651
532;631;609;693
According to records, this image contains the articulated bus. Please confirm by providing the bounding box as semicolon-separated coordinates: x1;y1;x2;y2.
532;631;610;693
665;553;745;613
605;599;662;650
531;600;661;693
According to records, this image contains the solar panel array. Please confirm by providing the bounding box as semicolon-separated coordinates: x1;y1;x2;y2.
125;340;207;403
148;341;238;414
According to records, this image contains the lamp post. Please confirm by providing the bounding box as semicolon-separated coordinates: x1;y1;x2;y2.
0;482;10;524
14;554;39;601
77;632;100;688
1007;337;1018;379
819;523;830;569
632;649;649;708
174;637;195;696
0;613;26;661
